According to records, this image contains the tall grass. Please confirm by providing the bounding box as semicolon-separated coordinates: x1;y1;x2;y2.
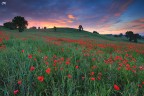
0;29;144;96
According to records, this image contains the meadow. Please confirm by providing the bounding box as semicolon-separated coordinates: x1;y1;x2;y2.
0;27;144;96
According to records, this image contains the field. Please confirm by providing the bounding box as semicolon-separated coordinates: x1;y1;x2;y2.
0;27;144;96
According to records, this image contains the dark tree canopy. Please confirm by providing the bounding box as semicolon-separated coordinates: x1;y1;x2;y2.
78;25;83;31
54;26;57;32
29;26;37;29
93;31;99;34
119;33;123;37
125;31;139;43
125;31;134;41
3;22;16;30
12;16;28;32
44;27;47;29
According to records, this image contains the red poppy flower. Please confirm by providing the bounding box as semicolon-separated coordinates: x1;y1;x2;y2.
21;50;24;53
14;90;19;95
30;66;35;71
90;72;95;76
66;61;70;65
60;57;64;61
44;56;48;61
46;68;51;74
117;67;121;70
54;60;57;63
92;58;96;61
60;67;63;70
67;74;72;78
138;84;142;88
34;58;37;61
75;65;79;69
28;54;32;59
45;62;49;65
38;76;44;82
142;81;144;85
91;77;95;81
97;76;101;80
91;65;97;69
17;80;22;85
114;84;120;91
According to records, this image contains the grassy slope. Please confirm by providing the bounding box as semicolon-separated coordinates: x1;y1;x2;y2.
1;27;144;43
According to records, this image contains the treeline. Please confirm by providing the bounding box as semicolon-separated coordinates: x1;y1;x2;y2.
107;31;143;43
3;16;28;32
125;31;143;43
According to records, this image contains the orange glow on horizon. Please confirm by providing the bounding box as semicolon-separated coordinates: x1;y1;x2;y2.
27;20;68;28
27;19;143;35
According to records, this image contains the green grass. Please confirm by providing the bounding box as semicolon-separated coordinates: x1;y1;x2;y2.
0;27;144;96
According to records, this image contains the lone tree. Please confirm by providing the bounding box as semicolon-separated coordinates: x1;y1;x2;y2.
78;25;83;31
93;31;99;34
44;27;47;29
12;16;28;32
125;31;134;41
53;26;57;32
119;33;123;37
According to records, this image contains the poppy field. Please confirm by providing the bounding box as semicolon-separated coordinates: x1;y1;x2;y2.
0;29;144;96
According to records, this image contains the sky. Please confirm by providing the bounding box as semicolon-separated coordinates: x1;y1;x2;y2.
0;0;144;34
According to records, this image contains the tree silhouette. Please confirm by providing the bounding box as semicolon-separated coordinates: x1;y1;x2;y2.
29;26;37;29
133;34;139;43
3;22;16;30
12;16;28;32
44;27;47;29
54;26;57;32
119;33;123;37
78;25;83;31
125;31;134;41
93;31;99;34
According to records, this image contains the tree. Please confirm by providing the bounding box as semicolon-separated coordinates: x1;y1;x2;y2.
119;33;123;37
93;31;99;34
78;25;83;31
44;27;47;29
3;22;16;30
12;16;28;32
133;34;137;42
114;35;118;37
29;26;37;29
137;34;142;39
125;31;134;41
54;26;57;32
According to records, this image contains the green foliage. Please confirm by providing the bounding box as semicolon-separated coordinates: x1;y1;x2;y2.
12;16;28;32
125;31;134;41
3;22;16;30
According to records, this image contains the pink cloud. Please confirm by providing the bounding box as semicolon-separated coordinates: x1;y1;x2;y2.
110;0;133;17
67;14;76;20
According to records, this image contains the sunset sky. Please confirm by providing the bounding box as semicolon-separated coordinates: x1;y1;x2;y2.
0;0;144;34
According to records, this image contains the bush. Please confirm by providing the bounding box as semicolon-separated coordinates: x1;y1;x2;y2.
3;22;16;30
93;31;99;34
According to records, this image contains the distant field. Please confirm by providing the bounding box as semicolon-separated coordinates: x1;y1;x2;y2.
0;27;144;96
